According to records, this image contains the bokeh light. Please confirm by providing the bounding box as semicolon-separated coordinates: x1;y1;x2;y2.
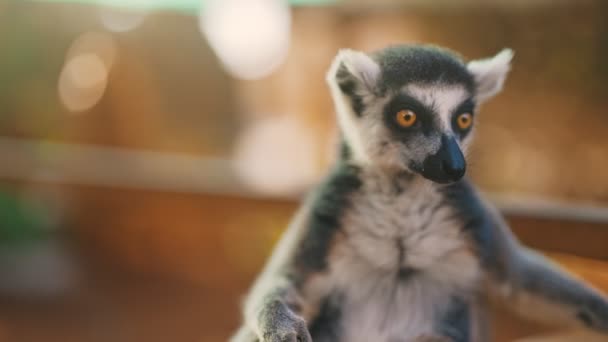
58;32;117;113
58;53;109;112
199;0;291;80
233;115;318;196
99;6;146;32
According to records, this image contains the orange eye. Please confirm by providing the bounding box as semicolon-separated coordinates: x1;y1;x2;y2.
456;113;473;130
395;109;417;128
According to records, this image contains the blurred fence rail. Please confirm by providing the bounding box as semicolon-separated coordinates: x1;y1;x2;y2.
0;136;248;197
2;136;608;224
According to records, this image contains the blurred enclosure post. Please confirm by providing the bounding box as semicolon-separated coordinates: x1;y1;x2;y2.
0;0;608;341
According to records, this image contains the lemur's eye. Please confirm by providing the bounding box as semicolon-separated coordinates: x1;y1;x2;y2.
456;113;473;130
395;109;417;128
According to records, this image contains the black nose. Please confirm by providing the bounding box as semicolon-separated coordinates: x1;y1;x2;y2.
441;159;465;180
420;135;466;183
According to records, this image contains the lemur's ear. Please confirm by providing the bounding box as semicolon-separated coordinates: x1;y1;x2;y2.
327;49;381;114
467;48;513;103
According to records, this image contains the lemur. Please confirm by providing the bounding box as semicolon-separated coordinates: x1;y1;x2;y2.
232;44;608;342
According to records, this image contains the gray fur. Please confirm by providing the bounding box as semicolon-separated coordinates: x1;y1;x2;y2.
232;44;608;342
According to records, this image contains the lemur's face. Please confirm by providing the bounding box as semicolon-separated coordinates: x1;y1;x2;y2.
376;83;474;183
328;45;512;184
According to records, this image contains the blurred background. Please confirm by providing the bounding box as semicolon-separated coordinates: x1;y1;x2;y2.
0;0;608;341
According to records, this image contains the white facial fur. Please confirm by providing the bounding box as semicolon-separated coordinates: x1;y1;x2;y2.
405;84;469;132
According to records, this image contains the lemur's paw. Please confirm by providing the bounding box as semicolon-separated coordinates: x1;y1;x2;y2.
261;316;311;342
577;295;608;332
259;302;311;342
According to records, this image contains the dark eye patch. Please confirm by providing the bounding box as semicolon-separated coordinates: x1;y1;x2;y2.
453;98;475;115
383;93;437;139
451;98;476;138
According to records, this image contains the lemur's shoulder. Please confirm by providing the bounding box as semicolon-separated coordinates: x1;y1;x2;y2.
440;179;516;275
290;162;363;279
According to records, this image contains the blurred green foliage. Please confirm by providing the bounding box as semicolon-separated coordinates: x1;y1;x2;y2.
0;190;51;243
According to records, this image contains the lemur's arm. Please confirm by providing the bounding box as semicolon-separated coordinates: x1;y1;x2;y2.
479;199;608;332
232;200;315;342
233;164;360;342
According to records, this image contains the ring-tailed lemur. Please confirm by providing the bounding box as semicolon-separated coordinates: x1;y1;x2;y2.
232;44;608;342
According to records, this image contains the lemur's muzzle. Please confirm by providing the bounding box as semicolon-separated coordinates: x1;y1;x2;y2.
421;135;466;184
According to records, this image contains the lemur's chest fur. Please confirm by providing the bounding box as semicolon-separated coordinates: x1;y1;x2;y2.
308;171;480;341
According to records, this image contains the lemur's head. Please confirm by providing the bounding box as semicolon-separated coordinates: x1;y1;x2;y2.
327;45;512;184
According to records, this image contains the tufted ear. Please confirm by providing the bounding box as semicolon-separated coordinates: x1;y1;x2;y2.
326;49;381;116
328;49;381;92
467;48;513;103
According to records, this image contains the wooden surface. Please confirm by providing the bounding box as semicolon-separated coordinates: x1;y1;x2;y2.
0;247;606;341
0;187;606;341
